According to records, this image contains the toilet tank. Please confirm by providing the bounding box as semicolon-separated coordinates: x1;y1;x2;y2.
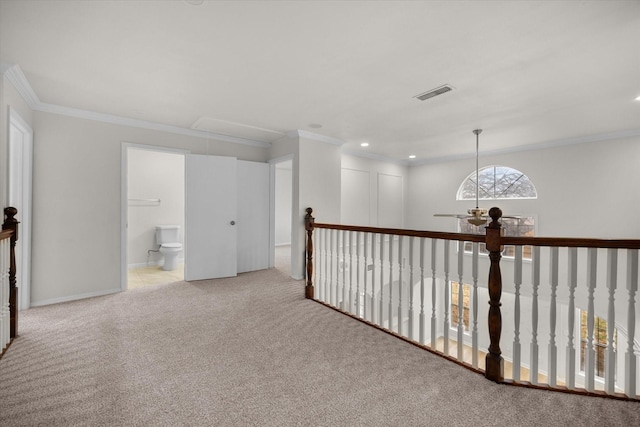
155;225;180;245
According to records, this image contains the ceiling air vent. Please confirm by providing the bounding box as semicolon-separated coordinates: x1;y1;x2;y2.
414;84;454;101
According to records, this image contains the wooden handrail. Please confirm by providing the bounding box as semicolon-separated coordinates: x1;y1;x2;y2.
501;235;640;249
312;222;486;243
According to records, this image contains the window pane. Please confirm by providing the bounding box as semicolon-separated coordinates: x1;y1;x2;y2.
457;165;537;200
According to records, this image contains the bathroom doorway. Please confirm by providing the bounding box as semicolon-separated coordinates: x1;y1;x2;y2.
123;144;186;290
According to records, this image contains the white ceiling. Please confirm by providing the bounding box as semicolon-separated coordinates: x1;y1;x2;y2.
1;0;639;162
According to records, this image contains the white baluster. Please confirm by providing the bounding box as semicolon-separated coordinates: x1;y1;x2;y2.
625;249;638;398
398;235;404;336
342;230;348;311
408;236;415;341
356;231;361;318
443;239;450;356
472;242;479;369
323;229;329;303
585;247;597;392
605;248;618;395
348;230;353;312
317;229;323;302
548;247;559;387
388;236;394;331
371;233;377;324
431;239;437;350
530;246;540;385
330;229;335;307
457;240;464;361
513;245;523;382
566;247;578;390
419;238;426;345
379;235;385;327
362;232;367;320
337;229;342;308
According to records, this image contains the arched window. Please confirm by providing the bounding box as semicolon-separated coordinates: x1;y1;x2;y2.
457;166;537;200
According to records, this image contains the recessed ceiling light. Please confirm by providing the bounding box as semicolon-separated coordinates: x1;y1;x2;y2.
360;142;369;147
635;95;640;101
184;0;205;5
409;155;416;159
308;123;323;129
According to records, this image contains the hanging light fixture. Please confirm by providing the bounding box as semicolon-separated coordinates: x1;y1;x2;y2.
466;129;488;225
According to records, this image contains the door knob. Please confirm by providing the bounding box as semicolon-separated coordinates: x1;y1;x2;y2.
230;221;236;225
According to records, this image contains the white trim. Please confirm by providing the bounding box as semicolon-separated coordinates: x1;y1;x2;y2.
2;62;270;148
288;129;345;146
30;288;122;307
268;154;295;165
8;107;34;311
269;153;295;274
36;102;270;147
410;129;640;166
342;147;410;166
2;64;40;108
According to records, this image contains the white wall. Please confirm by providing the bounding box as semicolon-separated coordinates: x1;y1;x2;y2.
269;133;342;280
407;136;640;239
297;136;342;279
274;162;292;245
127;147;184;267
30;111;267;306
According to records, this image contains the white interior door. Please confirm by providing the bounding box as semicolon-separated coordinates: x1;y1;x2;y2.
185;154;237;281
237;160;270;273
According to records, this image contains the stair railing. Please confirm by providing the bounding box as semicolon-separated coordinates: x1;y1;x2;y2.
304;207;640;401
1;207;18;356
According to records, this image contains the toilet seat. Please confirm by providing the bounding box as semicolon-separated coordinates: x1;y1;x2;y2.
161;243;182;249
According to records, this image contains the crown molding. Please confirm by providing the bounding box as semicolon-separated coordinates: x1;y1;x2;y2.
341;147;409;166
409;128;640;166
287;129;345;146
2;62;270;148
34;102;270;147
2;63;41;108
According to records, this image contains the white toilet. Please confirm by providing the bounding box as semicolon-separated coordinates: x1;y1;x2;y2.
155;225;182;271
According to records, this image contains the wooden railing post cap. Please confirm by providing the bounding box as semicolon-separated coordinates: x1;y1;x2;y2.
489;207;502;221
4;206;18;222
305;207;314;230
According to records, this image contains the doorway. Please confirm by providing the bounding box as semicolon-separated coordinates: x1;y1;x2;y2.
123;144;186;290
8;107;33;310
271;157;293;276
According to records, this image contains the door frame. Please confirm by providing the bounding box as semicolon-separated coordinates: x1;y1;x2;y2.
8;107;33;310
269;154;295;276
120;142;189;290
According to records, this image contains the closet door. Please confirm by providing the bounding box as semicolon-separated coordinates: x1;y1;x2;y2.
236;160;270;273
185;154;237;281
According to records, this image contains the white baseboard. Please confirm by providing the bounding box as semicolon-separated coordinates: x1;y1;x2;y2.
30;287;122;308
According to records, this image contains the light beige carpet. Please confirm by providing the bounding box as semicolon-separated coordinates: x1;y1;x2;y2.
0;267;637;426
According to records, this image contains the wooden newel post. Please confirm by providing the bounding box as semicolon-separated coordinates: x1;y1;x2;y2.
3;207;19;338
304;207;315;299
485;207;504;382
